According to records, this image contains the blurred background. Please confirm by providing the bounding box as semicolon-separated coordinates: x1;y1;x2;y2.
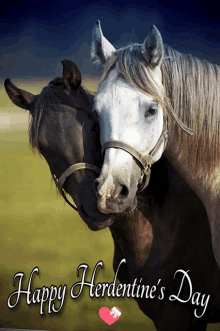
1;0;220;330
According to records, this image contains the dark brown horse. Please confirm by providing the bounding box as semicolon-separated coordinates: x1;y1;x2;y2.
4;60;113;231
111;158;220;330
4;61;220;330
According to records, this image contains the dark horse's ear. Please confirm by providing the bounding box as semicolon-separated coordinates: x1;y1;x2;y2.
4;78;35;110
142;25;163;68
61;59;81;91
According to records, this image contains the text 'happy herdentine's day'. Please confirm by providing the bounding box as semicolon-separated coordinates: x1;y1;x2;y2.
7;259;210;318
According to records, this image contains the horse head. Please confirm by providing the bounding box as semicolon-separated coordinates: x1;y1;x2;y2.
4;60;114;230
91;21;166;214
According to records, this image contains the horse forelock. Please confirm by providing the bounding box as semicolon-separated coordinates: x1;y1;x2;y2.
99;44;168;114
29;78;94;152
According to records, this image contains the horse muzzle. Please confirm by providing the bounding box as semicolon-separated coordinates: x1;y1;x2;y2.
97;193;137;214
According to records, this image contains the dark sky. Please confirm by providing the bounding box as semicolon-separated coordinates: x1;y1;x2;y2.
1;0;220;79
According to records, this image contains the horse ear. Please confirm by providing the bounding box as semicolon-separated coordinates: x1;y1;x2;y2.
142;25;163;68
61;59;81;91
4;78;35;110
91;20;116;64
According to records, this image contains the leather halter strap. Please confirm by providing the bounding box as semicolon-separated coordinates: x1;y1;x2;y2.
102;127;168;191
51;163;101;211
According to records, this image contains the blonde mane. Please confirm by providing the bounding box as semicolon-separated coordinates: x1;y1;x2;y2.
98;43;220;172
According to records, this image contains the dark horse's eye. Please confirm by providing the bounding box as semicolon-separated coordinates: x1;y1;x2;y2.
145;106;158;117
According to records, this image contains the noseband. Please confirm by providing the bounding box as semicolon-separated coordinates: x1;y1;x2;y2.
51;163;101;211
102;125;168;192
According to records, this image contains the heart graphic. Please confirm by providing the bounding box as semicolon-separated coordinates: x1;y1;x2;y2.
99;306;121;325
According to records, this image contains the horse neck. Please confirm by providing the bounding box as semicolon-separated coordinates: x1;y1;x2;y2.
110;158;209;280
161;46;220;198
109;172;177;278
164;140;207;200
110;208;153;273
109;159;170;275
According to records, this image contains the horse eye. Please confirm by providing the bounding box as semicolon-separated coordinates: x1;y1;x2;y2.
145;106;157;117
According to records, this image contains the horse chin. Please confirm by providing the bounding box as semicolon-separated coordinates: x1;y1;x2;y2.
77;204;114;231
97;196;137;214
87;218;115;231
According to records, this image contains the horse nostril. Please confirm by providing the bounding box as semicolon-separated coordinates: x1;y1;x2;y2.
118;185;129;200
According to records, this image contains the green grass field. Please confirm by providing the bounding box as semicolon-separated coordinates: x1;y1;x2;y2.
0;80;220;331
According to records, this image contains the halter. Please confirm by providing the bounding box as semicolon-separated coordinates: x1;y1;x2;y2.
102;122;168;192
51;163;101;211
101;94;195;192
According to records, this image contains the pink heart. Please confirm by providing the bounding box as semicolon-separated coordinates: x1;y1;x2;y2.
99;307;121;325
